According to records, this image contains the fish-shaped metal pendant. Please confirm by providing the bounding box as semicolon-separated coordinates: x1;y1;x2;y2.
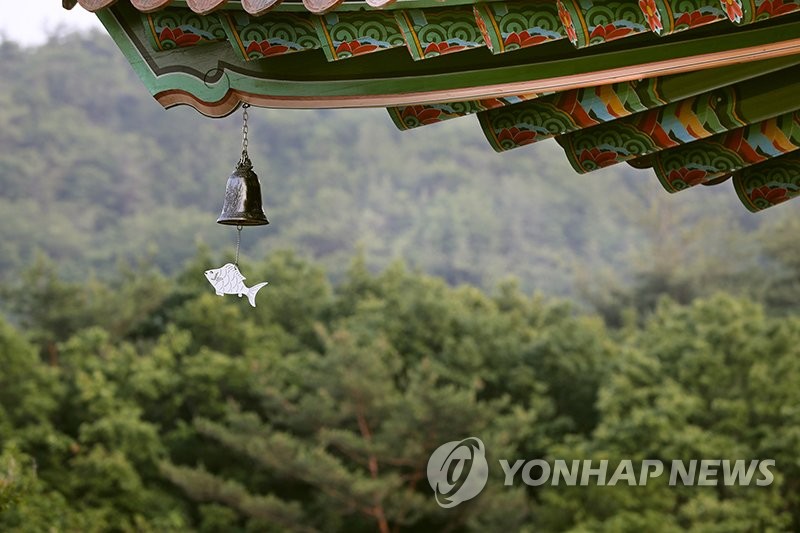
204;263;268;307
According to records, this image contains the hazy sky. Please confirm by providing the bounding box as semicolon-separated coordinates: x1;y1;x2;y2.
1;2;104;45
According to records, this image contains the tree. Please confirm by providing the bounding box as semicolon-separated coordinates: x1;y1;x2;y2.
535;295;800;531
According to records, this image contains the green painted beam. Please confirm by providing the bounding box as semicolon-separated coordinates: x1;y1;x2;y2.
97;2;800;116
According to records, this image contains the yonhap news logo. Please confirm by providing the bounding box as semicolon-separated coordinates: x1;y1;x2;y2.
426;437;775;507
426;437;489;508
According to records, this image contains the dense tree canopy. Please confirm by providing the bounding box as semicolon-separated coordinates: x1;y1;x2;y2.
1;250;800;531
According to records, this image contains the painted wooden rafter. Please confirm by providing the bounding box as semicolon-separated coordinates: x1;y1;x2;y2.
734;150;800;212
76;0;800;21
80;1;800;211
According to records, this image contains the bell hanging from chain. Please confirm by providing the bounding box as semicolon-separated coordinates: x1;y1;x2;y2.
206;103;269;307
217;154;269;226
217;104;269;226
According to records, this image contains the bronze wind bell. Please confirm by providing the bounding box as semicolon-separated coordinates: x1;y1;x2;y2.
205;103;269;307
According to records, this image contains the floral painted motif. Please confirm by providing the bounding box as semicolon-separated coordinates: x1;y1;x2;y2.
315;12;404;61
558;0;650;48
245;40;290;58
720;0;744;22
389;94;543;131
639;0;664;32
665;167;708;190
734;149;800;211
399;106;450;127
395;8;485;61
474;2;568;54
503;31;550;49
158;27;203;48
674;9;723;29
496;127;538;147
146;9;227;51
579;147;619;170
562;86;746;174
223;12;320;62
719;0;800;24
589;23;635;42
756;0;800;17
474;9;492;49
634;0;727;36
480;81;649;152
654;111;800;193
557;2;579;44
423;41;468;57
335;40;380;57
749;185;789;206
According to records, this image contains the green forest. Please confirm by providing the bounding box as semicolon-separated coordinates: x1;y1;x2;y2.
1;31;800;532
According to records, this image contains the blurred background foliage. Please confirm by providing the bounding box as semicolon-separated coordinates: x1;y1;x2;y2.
1;31;798;314
0;30;799;532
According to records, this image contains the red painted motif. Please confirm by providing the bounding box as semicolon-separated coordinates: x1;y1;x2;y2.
579;147;618;168
503;31;549;49
400;106;445;125
720;0;744;22
639;0;663;32
424;42;467;57
750;185;789;205
721;128;769;164
674;10;722;28
474;9;493;50
159;27;202;47
496;127;537;147
589;23;634;42
336;40;380;57
756;0;800;16
245;41;290;57
666;168;707;189
557;2;579;44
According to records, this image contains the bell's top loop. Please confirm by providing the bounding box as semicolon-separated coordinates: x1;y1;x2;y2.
238;150;253;170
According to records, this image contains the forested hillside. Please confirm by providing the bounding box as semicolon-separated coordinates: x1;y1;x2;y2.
2;252;800;532
0;31;796;311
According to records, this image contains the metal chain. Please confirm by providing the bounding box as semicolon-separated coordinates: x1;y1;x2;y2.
241;103;250;158
235;104;249;266
235;224;242;266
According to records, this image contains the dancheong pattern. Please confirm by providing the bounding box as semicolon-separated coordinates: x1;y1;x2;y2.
473;1;566;54
654;110;800;193
314;11;406;61
721;0;800;24
479;80;663;152
117;0;800;211
556;0;649;48
394;8;485;60
560;86;745;173
734;151;800;211
639;0;727;35
221;12;320;61
144;8;227;50
387;94;542;131
139;1;800;62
